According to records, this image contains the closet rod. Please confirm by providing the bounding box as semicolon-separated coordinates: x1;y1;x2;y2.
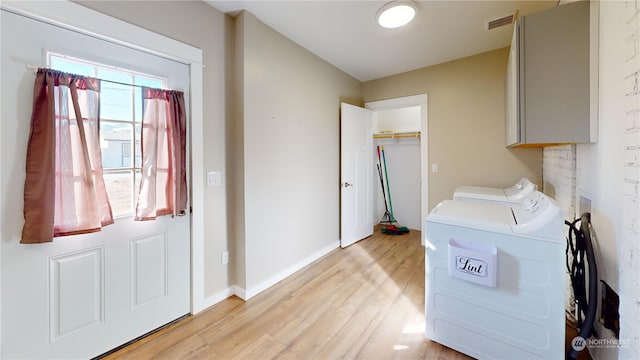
373;132;421;139
25;64;165;90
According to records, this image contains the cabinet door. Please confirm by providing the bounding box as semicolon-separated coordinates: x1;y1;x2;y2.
505;21;520;147
521;0;591;144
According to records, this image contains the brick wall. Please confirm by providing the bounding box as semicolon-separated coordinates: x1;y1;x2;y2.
620;0;640;358
542;145;577;220
542;145;577;318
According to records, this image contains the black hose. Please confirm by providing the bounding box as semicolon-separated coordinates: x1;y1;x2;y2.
565;218;587;329
566;213;598;360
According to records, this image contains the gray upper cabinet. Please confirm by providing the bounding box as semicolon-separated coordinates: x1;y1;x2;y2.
506;0;598;147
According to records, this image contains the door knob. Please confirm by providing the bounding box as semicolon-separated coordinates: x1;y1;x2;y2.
343;182;353;188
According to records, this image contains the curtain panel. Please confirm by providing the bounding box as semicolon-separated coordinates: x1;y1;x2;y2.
135;87;187;220
21;69;114;244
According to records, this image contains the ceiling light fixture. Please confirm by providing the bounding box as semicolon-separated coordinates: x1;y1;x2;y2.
376;1;417;29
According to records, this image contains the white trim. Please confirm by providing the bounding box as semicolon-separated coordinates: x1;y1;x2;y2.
232;285;248;301
243;241;340;300
0;1;200;65
200;287;236;309
0;0;207;314
190;65;206;314
0;11;3;357
366;94;428;111
366;94;429;245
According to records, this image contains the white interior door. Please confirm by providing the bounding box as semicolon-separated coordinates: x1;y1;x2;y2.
1;10;190;358
340;103;374;248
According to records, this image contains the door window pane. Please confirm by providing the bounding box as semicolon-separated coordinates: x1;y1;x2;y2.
122;143;132;167
100;122;133;169
103;170;133;215
49;53;166;218
49;57;94;77
99;69;133;121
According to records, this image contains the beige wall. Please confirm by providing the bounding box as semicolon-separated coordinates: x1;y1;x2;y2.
76;0;234;298
236;12;361;294
78;1;362;298
363;48;543;209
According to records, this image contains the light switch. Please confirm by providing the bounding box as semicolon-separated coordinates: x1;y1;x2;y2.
207;171;222;187
431;164;439;173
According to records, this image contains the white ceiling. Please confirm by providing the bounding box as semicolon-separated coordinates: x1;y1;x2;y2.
206;0;557;82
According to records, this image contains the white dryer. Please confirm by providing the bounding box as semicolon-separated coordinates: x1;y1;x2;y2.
453;177;537;205
424;191;565;359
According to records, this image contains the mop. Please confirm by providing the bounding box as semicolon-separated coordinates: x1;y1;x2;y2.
377;146;409;235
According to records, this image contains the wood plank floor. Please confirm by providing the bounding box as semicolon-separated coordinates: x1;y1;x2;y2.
102;228;590;360
102;229;472;360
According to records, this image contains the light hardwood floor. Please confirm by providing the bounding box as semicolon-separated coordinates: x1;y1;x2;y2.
101;229;472;360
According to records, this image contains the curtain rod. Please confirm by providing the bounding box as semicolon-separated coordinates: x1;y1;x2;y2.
25;64;169;90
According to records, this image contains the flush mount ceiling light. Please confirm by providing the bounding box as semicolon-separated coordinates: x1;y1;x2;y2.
376;1;417;29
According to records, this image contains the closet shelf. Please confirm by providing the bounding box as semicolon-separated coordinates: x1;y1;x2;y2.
373;131;421;139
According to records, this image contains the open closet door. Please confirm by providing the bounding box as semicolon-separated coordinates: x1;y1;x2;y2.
340;103;373;247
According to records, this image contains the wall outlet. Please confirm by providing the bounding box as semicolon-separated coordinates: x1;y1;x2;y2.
207;171;222;187
221;251;229;265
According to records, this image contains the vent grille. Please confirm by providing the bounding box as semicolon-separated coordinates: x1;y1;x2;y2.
486;12;517;30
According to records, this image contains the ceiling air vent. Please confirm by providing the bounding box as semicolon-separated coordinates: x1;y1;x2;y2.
486;12;517;31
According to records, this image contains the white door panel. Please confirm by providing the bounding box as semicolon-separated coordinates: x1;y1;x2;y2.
1;10;190;358
340;103;373;248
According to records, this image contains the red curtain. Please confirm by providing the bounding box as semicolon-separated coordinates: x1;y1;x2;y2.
21;69;114;244
135;87;187;220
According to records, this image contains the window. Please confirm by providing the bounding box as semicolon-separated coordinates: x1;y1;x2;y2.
48;53;166;216
121;142;132;167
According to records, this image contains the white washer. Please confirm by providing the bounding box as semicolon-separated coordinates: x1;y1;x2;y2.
453;177;537;205
424;191;565;359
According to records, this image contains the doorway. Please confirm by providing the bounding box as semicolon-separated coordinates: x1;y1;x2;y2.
366;95;428;239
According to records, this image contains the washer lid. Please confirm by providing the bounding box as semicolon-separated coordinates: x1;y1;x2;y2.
428;192;565;242
453;186;507;202
426;199;514;234
453;178;538;203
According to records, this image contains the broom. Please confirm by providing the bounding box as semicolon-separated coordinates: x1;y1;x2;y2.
377;148;393;225
377;146;409;235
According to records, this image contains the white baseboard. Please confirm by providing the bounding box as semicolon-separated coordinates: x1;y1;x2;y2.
193;241;340;312
194;286;235;314
232;285;247;301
